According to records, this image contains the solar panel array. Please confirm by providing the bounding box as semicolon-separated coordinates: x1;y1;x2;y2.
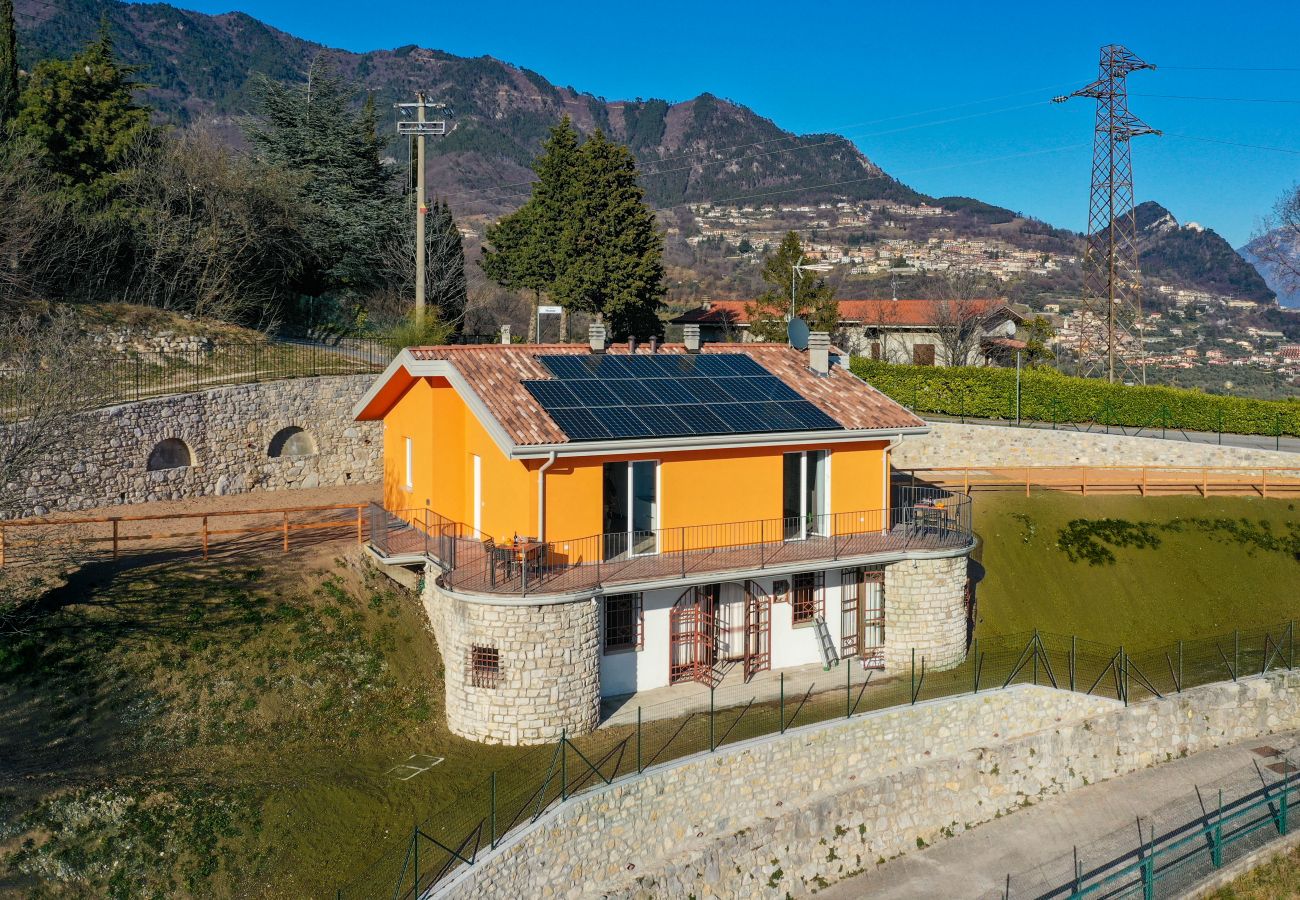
523;353;843;441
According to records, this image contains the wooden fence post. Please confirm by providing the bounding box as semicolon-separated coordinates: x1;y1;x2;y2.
202;516;209;559
1202;467;1208;498
1081;468;1088;497
0;527;5;568
1025;467;1030;498
282;511;289;553
1140;467;1147;497
111;519;119;560
356;506;364;543
1262;469;1269;499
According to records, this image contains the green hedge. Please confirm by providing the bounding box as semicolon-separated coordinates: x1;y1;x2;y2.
850;359;1300;438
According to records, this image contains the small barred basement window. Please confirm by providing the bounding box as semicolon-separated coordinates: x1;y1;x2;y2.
604;592;643;652
469;645;500;688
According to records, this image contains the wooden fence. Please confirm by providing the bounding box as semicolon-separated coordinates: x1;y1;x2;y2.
898;465;1300;498
0;503;368;568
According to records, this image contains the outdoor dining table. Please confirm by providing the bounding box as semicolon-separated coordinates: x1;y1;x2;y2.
502;537;547;591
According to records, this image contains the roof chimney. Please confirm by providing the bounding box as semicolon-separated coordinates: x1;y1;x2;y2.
499;324;511;345
649;336;659;354
628;336;639;355
588;322;607;354
808;331;830;376
683;324;701;353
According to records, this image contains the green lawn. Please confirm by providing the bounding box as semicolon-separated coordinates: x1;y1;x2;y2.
971;492;1300;644
0;551;531;899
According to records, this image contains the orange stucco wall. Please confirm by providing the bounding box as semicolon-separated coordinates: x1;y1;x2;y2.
381;379;890;546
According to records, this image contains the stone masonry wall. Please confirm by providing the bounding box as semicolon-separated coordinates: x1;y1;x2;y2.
4;375;381;518
439;672;1300;899
883;555;968;671
893;421;1297;470
423;575;601;745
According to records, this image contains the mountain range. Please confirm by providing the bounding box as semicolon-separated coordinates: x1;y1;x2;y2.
12;0;1281;305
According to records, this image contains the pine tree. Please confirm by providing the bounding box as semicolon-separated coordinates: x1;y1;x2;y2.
247;56;401;298
0;0;17;129
481;118;582;339
552;129;664;340
746;231;839;343
13;17;152;201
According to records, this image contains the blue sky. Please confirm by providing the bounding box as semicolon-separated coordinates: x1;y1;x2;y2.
174;0;1300;246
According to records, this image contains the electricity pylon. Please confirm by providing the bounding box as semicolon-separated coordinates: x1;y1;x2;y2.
1054;45;1160;383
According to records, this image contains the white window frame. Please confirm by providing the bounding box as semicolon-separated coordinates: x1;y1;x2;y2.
404;437;413;492
785;450;831;540
607;459;660;557
472;453;482;538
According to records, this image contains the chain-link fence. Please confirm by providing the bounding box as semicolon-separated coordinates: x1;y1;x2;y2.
335;622;1297;899
999;744;1299;899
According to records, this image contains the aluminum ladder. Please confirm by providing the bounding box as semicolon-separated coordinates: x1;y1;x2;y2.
812;615;839;670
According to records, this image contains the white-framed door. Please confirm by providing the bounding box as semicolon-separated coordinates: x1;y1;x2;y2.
602;460;659;559
783;449;831;540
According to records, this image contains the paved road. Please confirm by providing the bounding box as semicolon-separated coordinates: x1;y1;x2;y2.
923;414;1300;456
816;730;1300;900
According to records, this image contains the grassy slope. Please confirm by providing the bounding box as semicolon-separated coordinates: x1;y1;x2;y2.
1209;844;1300;899
0;550;530;899
971;493;1300;644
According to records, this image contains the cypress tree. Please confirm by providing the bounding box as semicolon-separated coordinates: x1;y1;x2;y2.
0;0;17;128
552;129;664;340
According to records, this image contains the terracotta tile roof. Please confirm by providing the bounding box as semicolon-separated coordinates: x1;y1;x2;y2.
670;298;1018;328
405;342;924;446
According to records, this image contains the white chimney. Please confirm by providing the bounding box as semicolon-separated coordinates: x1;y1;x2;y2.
588;322;607;354
809;331;830;376
683;324;701;353
500;324;511;345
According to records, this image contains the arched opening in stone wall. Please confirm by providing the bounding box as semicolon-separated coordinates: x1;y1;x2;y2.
268;426;318;458
146;438;194;471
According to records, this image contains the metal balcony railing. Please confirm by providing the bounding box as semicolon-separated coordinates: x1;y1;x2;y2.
368;487;972;598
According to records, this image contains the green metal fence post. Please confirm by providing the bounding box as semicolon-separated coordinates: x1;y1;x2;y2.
911;648;916;704
1290;621;1295;671
846;659;852;718
709;687;715;752
1069;635;1077;693
560;730;568;801
1178;640;1183;693
636;707;643;774
1212;790;1224;867
1281;768;1290;835
973;638;980;694
489;772;497;850
780;672;786;734
1032;629;1039;686
1235;630;1240;682
1216;408;1223;445
1141;824;1154;900
412;826;419;898
1121;647;1128;706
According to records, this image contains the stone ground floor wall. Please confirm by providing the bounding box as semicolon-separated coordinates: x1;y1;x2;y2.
424;575;600;745
893;421;1298;470
4;375;381;518
883;555;968;671
438;671;1300;899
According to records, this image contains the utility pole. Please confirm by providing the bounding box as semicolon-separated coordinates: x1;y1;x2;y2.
396;95;447;327
1054;45;1159;384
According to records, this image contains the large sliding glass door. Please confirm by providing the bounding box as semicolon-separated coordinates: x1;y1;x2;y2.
603;460;658;559
782;449;829;540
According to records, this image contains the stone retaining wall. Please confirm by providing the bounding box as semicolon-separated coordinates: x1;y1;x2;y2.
438;672;1300;899
893;422;1297;470
4;375;381;518
423;575;601;745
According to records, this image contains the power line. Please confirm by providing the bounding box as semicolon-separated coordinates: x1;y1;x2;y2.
1163;133;1300;156
1133;93;1300;104
1160;65;1300;73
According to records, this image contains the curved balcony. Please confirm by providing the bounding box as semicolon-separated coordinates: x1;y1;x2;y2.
368;486;973;598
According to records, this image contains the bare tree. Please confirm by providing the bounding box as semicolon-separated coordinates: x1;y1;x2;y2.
1252;183;1300;292
933;271;996;366
1;311;106;632
857;301;910;363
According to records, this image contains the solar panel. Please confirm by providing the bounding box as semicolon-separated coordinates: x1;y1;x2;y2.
528;353;845;442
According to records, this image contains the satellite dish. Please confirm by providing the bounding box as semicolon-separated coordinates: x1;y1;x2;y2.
788;317;810;351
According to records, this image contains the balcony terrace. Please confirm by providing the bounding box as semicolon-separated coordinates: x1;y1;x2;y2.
368;487;973;598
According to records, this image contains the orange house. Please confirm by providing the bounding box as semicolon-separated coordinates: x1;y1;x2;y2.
354;325;974;745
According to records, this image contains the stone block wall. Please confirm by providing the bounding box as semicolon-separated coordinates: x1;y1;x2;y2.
424;576;601;745
4;375;381;518
438;672;1300;899
893;421;1297;470
883;555;968;671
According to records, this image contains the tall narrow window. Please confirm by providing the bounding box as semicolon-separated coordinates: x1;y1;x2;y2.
783;450;830;540
404;437;413;491
603;461;658;559
791;571;824;625
471;454;482;537
604;592;644;652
